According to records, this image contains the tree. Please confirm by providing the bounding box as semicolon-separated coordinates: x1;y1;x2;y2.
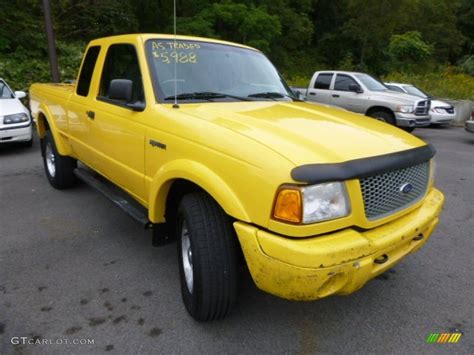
387;31;433;67
176;2;281;53
340;0;414;73
456;0;474;56
0;0;471;92
403;0;464;64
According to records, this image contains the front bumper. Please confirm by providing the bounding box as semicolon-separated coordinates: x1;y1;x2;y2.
234;188;444;301
465;120;474;133
395;113;431;127
0;122;33;143
430;112;455;124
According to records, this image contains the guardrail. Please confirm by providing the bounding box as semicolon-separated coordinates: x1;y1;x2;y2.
444;100;473;126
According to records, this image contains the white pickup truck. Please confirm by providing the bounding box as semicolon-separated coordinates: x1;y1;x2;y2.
294;71;432;132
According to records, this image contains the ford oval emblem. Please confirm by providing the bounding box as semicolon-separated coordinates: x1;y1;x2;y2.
400;183;414;194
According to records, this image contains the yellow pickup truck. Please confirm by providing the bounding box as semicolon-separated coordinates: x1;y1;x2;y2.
30;34;444;321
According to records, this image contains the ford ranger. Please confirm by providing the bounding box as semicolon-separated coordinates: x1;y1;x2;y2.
30;34;444;321
294;71;432;131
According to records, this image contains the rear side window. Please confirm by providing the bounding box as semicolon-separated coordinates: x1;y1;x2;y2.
334;74;358;91
99;44;144;103
314;73;333;90
76;46;101;97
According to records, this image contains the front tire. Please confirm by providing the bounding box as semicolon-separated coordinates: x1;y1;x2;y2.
177;191;239;321
42;130;76;189
368;110;396;125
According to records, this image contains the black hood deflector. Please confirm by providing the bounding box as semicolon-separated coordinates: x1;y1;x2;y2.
291;144;435;184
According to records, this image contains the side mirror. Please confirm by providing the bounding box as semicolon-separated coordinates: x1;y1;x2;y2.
349;83;363;93
108;79;145;111
291;89;304;100
109;79;133;102
15;91;27;99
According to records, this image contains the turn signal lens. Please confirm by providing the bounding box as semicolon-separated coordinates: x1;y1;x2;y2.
273;188;302;223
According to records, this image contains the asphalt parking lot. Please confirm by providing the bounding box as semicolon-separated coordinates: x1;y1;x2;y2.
1;126;473;354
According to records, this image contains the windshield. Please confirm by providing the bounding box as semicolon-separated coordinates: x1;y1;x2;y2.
354;74;388;92
0;80;14;99
145;39;296;103
402;85;428;98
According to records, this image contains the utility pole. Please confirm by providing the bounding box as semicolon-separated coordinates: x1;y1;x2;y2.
42;0;60;83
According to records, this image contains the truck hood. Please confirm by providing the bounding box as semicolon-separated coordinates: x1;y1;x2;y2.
368;90;425;104
179;101;426;166
431;99;452;108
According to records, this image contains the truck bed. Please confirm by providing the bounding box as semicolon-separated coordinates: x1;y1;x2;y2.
29;83;76;122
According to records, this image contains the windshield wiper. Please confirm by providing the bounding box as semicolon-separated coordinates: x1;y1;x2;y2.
164;92;251;102
248;91;303;102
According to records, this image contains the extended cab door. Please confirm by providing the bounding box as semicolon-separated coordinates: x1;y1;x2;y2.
89;43;147;203
306;72;334;105
67;45;102;166
328;73;366;113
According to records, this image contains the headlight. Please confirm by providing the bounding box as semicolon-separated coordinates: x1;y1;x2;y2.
431;108;445;114
3;113;29;124
273;182;350;224
396;105;414;113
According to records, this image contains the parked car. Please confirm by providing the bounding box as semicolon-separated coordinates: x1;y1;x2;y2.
30;34;444;321
385;83;455;125
294;71;432;132
0;78;33;147
465;108;474;133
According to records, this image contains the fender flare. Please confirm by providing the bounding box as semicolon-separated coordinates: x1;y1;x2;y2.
36;105;72;156
148;159;250;224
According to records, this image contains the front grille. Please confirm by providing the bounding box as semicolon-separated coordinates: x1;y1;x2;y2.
415;100;430;116
360;161;430;220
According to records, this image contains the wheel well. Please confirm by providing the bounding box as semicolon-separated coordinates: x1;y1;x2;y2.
161;178;244;263
366;106;394;117
37;113;50;139
164;179;204;231
37;113;51;156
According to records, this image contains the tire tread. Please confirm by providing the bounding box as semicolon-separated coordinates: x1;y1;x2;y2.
43;130;76;189
178;191;238;321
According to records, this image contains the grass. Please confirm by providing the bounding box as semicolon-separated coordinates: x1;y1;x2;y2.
383;68;474;101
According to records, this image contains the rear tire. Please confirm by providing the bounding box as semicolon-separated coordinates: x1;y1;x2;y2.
42;130;76;189
177;191;239;321
368;110;396;125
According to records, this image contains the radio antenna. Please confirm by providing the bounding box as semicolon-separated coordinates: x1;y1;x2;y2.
172;0;179;109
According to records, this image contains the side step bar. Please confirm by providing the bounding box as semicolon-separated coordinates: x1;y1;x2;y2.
73;167;172;247
74;167;151;228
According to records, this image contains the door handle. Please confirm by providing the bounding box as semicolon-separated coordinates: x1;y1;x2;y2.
332;94;340;98
309;92;316;96
86;110;95;119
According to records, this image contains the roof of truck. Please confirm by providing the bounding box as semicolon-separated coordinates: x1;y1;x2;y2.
385;82;410;86
88;33;259;52
314;71;367;75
